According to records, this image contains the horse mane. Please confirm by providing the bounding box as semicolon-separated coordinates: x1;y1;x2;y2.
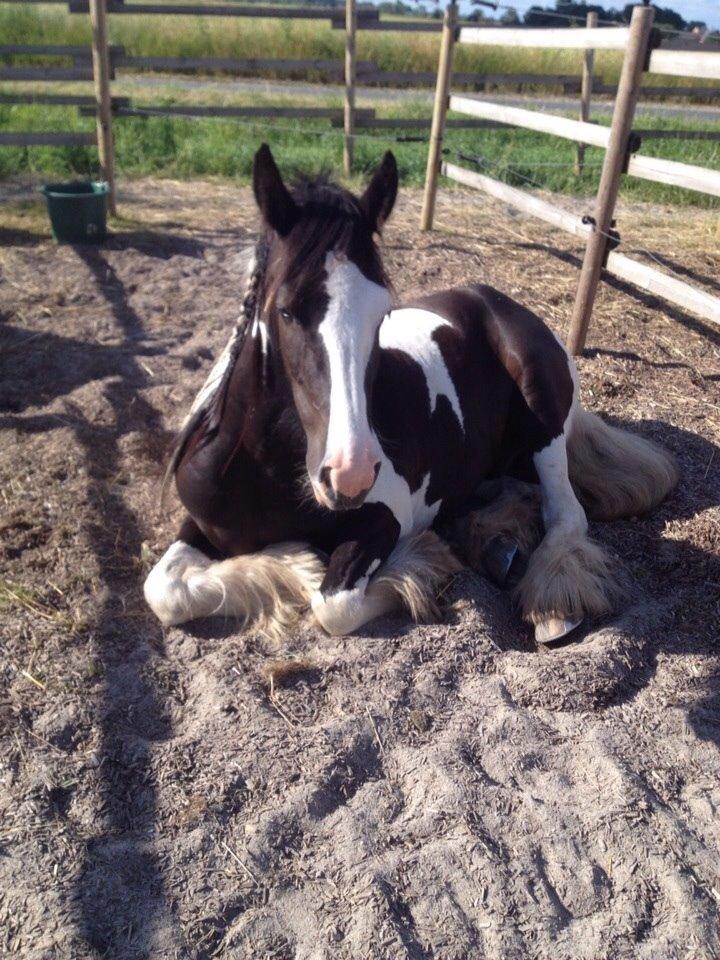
160;239;268;504
278;174;392;293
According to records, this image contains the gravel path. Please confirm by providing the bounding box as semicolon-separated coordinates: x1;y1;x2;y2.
121;73;720;121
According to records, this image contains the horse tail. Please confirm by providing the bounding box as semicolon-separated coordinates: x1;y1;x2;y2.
567;407;678;521
145;541;326;638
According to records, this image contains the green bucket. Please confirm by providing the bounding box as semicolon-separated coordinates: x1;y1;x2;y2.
41;180;109;243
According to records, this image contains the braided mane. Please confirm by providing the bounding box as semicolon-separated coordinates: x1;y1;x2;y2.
162;239;268;498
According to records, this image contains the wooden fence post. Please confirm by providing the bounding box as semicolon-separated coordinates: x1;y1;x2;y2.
343;0;356;176
89;0;116;216
420;0;457;231
575;10;597;176
566;4;654;355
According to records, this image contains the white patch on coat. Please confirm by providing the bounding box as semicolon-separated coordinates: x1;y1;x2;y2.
144;540;214;626
362;307;464;537
318;253;392;469
311;580;369;635
367;466;441;538
253;316;269;356
532;333;585;535
311;575;398;636
551;329;581;434
379;307;464;431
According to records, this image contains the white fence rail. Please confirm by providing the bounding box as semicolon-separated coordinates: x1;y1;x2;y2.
423;3;720;352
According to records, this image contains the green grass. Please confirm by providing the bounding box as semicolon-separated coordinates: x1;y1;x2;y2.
1;3;719;207
1;90;719;209
0;579;41;612
0;3;598;77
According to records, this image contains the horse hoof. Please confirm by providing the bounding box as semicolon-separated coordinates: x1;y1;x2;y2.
482;534;518;586
535;616;583;645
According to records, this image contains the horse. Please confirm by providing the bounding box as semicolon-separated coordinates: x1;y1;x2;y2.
144;144;678;644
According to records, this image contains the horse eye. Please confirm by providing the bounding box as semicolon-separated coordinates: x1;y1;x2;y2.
279;307;292;322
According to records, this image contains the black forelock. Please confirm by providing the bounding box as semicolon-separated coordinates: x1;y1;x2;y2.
289;172;364;221
263;172;391;293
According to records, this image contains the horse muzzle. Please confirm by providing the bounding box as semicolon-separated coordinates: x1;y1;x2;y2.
315;457;381;511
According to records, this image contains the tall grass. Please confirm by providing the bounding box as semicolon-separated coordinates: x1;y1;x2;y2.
3;2;717;93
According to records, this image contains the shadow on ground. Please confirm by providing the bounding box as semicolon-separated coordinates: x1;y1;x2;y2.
1;225;718;956
1;240;188;956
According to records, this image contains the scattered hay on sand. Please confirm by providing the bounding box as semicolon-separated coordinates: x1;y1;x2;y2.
0;181;718;959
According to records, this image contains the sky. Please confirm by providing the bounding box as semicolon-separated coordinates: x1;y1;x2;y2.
454;1;720;30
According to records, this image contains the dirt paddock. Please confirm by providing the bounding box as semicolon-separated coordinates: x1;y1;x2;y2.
1;180;719;960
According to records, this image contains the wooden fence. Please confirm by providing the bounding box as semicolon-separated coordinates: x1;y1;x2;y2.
1;0;719;341
3;0;719;180
0;0;517;184
421;4;720;352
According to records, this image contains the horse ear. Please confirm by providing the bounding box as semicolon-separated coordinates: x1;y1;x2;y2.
252;144;298;236
360;151;398;234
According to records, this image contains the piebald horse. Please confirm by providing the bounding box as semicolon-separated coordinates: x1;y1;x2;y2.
145;145;677;643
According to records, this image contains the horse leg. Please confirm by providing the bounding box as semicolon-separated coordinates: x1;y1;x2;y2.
469;296;620;640
312;525;460;637
144;518;217;626
517;433;622;644
144;516;325;635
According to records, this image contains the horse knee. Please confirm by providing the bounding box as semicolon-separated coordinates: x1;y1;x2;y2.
144;540;215;626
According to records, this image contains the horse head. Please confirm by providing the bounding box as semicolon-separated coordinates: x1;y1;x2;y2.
252;143;397;511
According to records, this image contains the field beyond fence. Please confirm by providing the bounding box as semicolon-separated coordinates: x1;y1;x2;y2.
2;83;720;210
0;1;719;211
2;1;720;94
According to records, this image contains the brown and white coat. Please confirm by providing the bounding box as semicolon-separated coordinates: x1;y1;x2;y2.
145;146;678;643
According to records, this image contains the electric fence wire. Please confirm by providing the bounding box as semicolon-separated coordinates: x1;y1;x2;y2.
452;147;719;290
116;104;431;143
98;94;720;292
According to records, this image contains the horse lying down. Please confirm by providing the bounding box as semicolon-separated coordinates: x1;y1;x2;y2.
144;145;678;644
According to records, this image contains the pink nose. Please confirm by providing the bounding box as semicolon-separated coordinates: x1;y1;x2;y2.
323;448;380;500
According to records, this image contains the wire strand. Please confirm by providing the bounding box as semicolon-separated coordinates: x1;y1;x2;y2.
453;148;718;290
117;105;428;143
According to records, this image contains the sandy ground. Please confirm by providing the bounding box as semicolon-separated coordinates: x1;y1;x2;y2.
1;179;719;960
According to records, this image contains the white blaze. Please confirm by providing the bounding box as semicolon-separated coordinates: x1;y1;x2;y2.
318;253;392;467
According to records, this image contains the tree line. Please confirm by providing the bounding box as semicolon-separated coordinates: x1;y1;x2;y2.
490;2;707;32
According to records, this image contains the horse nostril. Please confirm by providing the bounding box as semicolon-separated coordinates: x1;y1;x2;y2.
319;465;332;490
373;462;381;481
